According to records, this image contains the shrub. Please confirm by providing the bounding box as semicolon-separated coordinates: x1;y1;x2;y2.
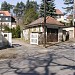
4;25;21;38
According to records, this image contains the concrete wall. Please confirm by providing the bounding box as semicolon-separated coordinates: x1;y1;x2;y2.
63;27;74;39
0;32;12;48
0;32;3;48
23;29;29;41
23;26;43;41
2;32;12;47
58;28;63;42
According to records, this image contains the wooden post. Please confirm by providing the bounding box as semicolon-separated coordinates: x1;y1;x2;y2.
73;0;75;26
43;0;46;48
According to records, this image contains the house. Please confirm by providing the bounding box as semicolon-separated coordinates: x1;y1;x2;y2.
0;11;13;48
55;9;64;22
61;14;75;40
54;10;75;41
0;11;16;30
23;16;65;44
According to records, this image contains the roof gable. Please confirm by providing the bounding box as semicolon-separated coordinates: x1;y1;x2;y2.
46;16;64;25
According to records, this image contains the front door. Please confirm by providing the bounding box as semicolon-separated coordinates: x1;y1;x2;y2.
47;28;58;42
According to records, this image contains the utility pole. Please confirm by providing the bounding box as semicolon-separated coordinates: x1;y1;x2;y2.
1;23;2;31
0;17;2;31
43;0;51;47
43;0;46;48
73;0;75;67
73;0;75;26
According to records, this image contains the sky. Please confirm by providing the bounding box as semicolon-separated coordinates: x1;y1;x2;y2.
0;0;65;13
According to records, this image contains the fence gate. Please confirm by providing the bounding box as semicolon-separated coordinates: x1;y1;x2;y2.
30;33;38;45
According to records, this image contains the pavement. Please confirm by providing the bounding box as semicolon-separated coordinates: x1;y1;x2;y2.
0;39;75;75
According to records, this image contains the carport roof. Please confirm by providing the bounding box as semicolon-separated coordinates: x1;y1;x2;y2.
25;16;64;28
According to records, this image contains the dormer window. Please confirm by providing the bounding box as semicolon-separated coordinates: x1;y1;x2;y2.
0;14;4;16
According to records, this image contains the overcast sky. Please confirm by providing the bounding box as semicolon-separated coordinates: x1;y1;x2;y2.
0;0;64;12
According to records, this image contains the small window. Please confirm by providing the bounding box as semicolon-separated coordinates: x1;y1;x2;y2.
4;34;7;37
0;14;4;16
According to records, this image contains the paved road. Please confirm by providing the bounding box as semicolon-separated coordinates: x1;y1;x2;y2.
0;39;75;75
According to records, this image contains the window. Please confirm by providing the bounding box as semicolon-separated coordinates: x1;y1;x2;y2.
0;14;4;16
4;34;7;37
5;18;8;20
0;18;1;20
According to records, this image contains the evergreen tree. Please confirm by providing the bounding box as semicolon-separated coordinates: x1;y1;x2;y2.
40;0;56;17
24;8;38;24
25;0;30;10
25;0;38;12
15;25;21;38
23;0;39;25
1;1;13;12
13;2;25;17
63;0;73;13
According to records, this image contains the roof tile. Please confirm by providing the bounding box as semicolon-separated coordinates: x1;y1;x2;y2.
29;16;64;26
0;11;11;16
55;9;63;15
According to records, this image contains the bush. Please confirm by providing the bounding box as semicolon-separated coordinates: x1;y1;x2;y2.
4;26;11;32
15;25;21;38
4;25;21;38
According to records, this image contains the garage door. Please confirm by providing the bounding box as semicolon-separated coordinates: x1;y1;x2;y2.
47;28;58;42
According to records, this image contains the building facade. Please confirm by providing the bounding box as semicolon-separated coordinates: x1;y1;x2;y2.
0;11;16;30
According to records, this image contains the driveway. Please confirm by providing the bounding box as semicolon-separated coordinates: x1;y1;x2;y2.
0;39;75;75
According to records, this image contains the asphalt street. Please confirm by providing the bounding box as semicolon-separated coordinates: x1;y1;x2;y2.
0;39;75;75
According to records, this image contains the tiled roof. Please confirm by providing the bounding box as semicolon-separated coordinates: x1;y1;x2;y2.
46;16;64;25
55;9;63;15
28;16;64;27
0;11;11;16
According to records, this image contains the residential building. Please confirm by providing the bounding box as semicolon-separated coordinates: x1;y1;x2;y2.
66;14;75;24
0;11;16;30
55;9;64;22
